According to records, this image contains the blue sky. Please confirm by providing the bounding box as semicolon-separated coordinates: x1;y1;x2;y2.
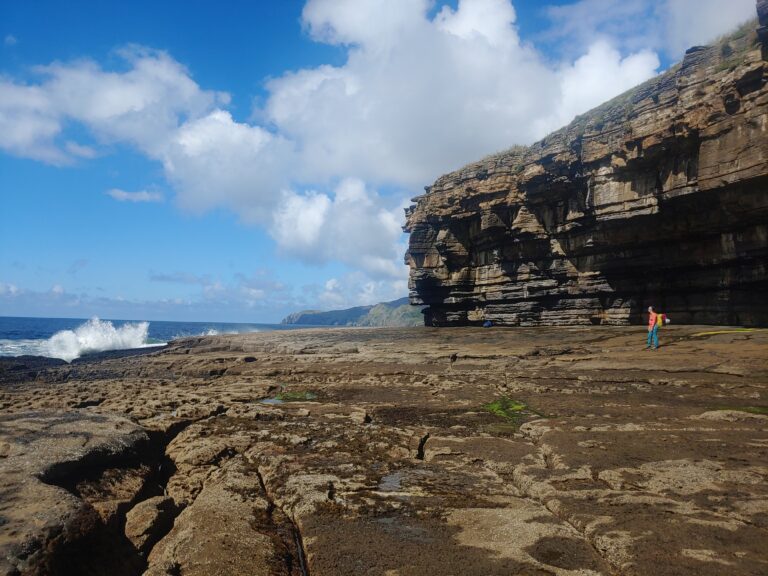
0;0;757;322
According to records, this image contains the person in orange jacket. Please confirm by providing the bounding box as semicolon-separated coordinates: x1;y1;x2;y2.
646;306;669;350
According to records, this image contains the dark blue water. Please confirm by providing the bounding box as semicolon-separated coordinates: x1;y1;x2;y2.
0;316;301;361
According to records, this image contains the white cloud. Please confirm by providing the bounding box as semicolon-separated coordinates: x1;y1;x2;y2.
263;0;660;188
161;110;293;221
310;272;408;309
65;141;98;159
544;0;757;60
51;284;65;295
662;0;757;57
549;41;660;131
435;0;519;47
0;282;20;296
4;35;17;46
0;47;226;164
0;81;67;163
106;188;164;203
271;178;408;279
301;0;429;48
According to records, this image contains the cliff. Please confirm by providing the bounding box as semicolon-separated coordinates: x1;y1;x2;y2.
405;6;768;327
281;297;424;327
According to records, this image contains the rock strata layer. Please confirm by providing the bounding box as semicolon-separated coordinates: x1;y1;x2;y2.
405;6;768;326
1;326;767;575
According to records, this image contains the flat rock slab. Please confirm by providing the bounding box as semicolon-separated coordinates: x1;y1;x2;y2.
0;411;149;576
1;325;767;575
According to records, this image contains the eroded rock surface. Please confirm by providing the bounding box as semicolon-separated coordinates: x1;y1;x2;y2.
404;7;768;327
1;325;767;575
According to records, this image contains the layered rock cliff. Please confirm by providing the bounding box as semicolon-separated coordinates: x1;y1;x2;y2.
405;4;768;327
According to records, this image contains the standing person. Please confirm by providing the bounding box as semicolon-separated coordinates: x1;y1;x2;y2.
646;306;659;350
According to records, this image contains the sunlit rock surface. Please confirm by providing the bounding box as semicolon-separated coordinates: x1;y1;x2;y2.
1;326;768;575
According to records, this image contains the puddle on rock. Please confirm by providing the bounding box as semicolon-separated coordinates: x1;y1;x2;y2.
378;471;404;492
260;398;284;405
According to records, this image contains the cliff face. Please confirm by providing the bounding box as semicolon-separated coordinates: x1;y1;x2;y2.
405;5;768;327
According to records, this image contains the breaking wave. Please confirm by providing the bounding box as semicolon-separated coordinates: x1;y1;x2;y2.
0;318;270;361
44;318;161;362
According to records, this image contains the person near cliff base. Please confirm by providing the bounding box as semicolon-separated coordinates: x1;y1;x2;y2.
646;306;670;350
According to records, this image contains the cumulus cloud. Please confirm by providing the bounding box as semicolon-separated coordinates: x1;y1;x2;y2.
261;0;660;189
0;0;756;305
107;188;164;203
0;47;226;165
661;0;757;57
305;273;409;310
549;41;659;130
271;178;408;279
161;110;293;221
0;81;68;163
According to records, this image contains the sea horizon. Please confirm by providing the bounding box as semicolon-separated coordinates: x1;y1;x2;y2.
0;315;305;362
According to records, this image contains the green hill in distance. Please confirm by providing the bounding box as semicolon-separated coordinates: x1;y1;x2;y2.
281;297;424;327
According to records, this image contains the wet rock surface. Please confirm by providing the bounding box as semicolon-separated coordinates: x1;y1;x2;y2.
1;325;767;575
404;9;768;327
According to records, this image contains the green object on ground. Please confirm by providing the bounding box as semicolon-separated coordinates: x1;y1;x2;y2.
482;397;543;421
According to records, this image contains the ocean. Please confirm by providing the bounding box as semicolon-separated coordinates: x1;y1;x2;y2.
0;316;300;362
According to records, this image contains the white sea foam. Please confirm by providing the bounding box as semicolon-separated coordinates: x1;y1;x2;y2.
0;319;267;360
171;327;260;339
43;318;160;362
0;339;48;357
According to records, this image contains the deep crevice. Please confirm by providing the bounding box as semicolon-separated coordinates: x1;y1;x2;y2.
255;466;311;576
33;416;208;576
416;433;430;460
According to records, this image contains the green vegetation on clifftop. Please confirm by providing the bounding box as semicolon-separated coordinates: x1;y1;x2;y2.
281;297;424;327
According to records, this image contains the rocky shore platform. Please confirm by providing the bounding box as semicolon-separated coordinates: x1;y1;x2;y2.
1;326;767;575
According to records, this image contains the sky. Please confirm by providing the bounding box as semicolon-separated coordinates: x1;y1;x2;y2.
0;0;758;322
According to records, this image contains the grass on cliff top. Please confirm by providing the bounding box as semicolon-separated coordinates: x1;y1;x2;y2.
476;144;529;166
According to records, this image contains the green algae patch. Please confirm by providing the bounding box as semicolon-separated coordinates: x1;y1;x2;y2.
276;390;317;402
483;397;527;420
482;397;544;433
